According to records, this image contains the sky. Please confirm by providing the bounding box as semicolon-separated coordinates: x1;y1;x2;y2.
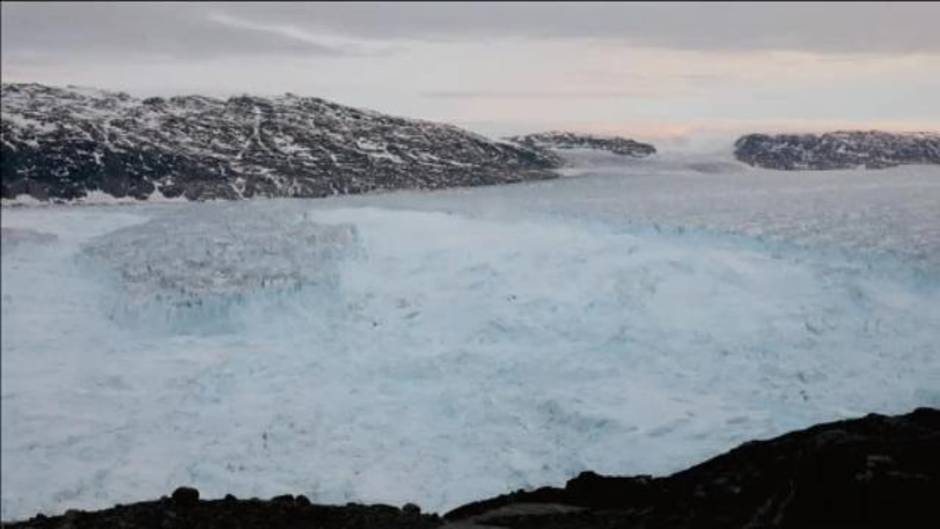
2;2;939;139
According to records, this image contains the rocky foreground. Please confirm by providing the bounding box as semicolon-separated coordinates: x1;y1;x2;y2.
734;131;940;170
1;83;559;203
6;408;938;528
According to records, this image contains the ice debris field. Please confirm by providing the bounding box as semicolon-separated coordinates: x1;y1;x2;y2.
2;151;940;519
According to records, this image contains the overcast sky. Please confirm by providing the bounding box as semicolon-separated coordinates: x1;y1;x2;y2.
2;2;939;139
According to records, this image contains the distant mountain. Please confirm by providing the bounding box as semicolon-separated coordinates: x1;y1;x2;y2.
506;131;656;158
0;83;560;203
734;131;940;170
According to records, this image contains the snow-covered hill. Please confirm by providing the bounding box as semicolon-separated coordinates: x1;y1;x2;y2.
0;83;560;203
734;131;940;170
506;131;657;158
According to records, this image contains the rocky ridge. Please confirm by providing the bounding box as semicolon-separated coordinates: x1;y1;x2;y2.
506;131;657;158
1;83;560;203
734;130;940;170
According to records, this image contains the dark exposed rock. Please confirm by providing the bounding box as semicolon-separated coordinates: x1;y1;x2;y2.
5;408;938;528
506;131;657;158
445;407;940;528
1;83;560;204
3;498;441;529
734;130;940;170
169;487;199;508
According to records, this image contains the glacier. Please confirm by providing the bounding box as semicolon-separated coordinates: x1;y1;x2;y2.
2;150;940;520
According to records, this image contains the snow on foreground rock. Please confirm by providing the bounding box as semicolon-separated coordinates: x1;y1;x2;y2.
0;83;559;203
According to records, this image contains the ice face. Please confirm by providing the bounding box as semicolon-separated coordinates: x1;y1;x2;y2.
0;227;58;247
2;154;940;520
78;206;360;333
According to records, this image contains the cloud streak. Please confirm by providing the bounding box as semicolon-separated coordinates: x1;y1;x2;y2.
0;3;349;59
205;12;394;57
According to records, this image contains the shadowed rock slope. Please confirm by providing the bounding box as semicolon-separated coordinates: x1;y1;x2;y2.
6;408;937;528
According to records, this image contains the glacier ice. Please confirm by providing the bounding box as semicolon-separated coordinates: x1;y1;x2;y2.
77;207;360;334
2;154;940;520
